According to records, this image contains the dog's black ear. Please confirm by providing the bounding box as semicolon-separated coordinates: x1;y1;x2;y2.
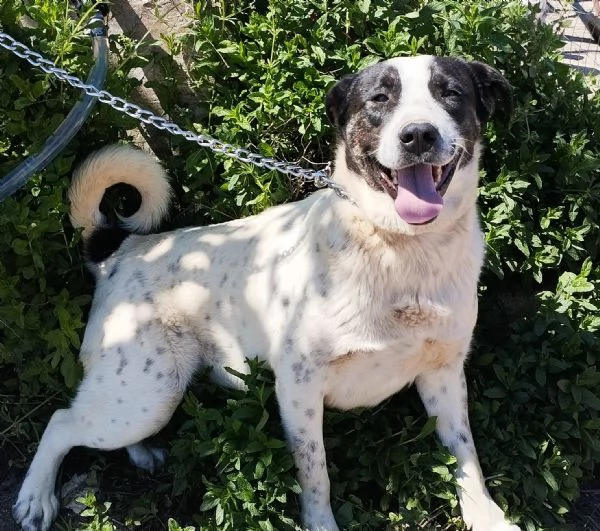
326;73;358;130
468;61;512;123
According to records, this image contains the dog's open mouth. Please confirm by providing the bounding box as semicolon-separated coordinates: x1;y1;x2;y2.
375;150;462;225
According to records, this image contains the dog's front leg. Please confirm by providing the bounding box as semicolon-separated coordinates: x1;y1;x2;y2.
416;358;520;531
276;355;339;531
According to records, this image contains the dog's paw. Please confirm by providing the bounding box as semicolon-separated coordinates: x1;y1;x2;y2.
12;489;58;531
302;509;340;531
488;523;521;531
461;495;520;531
466;514;520;531
303;524;340;531
126;443;167;474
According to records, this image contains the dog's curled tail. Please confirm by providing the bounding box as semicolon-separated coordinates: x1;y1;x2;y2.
69;144;171;243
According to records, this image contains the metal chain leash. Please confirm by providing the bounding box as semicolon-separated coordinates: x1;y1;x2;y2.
0;31;355;203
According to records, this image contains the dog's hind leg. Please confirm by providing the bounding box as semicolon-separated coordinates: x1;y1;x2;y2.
13;335;195;531
416;357;520;531
13;393;182;531
126;443;167;473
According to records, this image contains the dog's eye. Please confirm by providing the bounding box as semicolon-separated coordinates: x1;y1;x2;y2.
442;88;462;99
370;93;389;103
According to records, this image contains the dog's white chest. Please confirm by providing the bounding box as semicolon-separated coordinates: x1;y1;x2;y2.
325;339;466;409
319;270;477;411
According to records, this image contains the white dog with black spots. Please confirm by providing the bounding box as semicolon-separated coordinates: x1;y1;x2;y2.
14;55;519;531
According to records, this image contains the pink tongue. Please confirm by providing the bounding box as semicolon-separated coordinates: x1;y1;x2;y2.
394;164;443;224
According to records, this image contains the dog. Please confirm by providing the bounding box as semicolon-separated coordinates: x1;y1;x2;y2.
14;55;518;531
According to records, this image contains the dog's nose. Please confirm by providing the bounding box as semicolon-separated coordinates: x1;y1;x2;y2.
399;122;440;155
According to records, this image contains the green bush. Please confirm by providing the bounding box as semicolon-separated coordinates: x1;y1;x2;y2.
1;0;599;530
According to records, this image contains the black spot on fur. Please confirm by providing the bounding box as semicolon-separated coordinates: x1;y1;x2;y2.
284;338;294;353
30;513;44;528
317;272;329;297
143;358;155;372
133;270;146;286
167;261;181;274
305;408;315;419
156;371;164;380
292;361;314;384
426;396;438;407
116;356;128;375
282;296;290;307
457;431;469;444
220;273;228;286
292;362;304;383
108;263;119;279
85;227;130;263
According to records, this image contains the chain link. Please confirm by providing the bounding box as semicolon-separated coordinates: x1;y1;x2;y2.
0;31;355;203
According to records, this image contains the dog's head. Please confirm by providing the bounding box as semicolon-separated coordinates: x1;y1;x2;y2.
326;55;510;234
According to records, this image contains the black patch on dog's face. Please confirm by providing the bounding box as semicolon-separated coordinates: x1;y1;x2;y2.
427;58;482;167
326;57;511;191
428;57;511;165
326;63;401;183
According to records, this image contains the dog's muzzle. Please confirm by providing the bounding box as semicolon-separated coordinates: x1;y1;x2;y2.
376;149;463;225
